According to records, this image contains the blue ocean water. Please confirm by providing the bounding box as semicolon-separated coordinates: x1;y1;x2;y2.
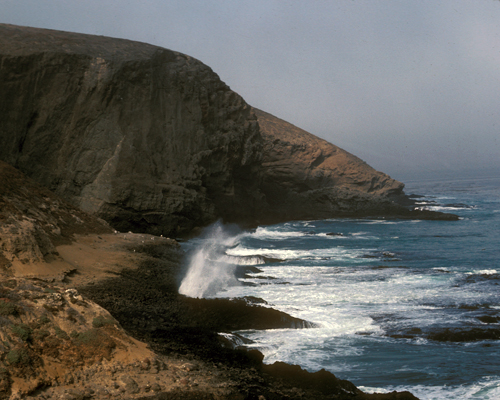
179;176;500;399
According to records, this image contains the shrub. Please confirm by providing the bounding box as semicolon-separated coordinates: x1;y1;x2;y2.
11;324;32;342
74;330;99;345
92;316;115;328
32;329;50;341
0;300;17;316
54;326;69;340
6;348;30;365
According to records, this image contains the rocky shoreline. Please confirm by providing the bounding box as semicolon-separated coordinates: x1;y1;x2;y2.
0;235;420;400
77;239;421;400
0;150;424;399
0;24;464;399
0;157;419;398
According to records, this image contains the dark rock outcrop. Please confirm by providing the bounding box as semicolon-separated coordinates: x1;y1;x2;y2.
0;24;454;237
0;24;263;237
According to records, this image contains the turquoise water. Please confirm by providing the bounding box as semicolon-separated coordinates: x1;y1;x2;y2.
180;176;500;399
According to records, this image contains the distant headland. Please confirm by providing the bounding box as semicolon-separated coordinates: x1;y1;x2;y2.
0;23;456;238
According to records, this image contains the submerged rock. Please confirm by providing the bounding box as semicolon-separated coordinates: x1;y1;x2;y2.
427;327;500;342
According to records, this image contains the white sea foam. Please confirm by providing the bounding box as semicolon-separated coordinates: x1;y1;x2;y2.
226;246;364;261
240;326;371;373
251;226;308;239
357;386;391;394
467;269;498;275
349;231;381;240
219;254;265;265
377;377;500;400
416;205;475;212
359;220;399;225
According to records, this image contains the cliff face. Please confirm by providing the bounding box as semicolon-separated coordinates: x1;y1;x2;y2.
0;24;262;236
0;24;421;236
254;108;406;222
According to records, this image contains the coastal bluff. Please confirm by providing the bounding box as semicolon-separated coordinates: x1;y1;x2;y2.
0;24;425;399
0;24;446;238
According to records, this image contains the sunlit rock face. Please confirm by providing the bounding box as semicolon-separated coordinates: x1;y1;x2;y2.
254;108;407;223
0;24;416;236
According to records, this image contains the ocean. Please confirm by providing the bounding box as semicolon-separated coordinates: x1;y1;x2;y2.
179;175;500;400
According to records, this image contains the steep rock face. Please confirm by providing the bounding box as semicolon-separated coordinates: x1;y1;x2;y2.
0;24;262;236
254;108;407;222
0;24;444;236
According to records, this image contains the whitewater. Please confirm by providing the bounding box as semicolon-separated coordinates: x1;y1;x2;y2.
179;176;500;400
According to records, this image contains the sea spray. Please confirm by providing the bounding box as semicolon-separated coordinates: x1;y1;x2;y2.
178;222;243;298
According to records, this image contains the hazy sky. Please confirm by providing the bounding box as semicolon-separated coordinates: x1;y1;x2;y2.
2;0;499;181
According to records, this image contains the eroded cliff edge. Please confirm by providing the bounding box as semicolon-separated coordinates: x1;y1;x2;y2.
0;24;455;239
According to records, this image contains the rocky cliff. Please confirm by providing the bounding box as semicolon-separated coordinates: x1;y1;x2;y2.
0;24;263;237
0;24;450;238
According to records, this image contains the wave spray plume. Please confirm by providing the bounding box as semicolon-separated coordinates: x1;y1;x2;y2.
178;222;242;298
